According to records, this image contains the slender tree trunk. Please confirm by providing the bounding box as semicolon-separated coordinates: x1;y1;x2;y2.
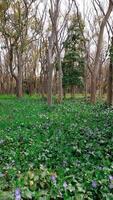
47;38;53;105
84;66;88;100
17;53;23;97
10;77;14;94
90;72;96;103
90;2;113;103
47;65;53;105
57;53;63;103
48;0;61;105
8;46;20;97
98;62;102;99
17;75;23;97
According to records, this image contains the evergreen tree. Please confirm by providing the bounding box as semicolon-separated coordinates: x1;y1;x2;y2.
62;14;85;92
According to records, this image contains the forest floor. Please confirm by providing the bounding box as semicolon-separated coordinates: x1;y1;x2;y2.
0;96;113;199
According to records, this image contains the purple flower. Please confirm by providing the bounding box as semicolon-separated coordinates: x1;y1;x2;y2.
92;180;97;188
15;188;21;200
51;175;56;181
109;183;113;189
109;175;113;181
50;175;56;185
63;181;68;189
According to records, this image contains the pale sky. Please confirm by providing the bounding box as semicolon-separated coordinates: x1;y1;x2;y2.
77;0;108;18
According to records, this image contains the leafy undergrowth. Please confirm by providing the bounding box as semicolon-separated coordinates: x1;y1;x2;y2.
0;96;113;199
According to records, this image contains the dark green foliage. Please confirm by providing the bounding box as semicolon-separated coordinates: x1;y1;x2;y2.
109;37;113;63
62;14;85;89
0;96;113;199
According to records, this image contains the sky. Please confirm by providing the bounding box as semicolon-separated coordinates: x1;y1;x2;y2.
77;0;90;18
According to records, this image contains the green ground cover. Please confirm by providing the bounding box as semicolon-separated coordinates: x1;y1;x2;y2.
0;96;113;199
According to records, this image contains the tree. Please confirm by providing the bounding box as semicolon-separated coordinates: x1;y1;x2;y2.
47;0;73;105
0;0;30;97
90;0;113;103
0;0;41;97
62;14;85;96
46;0;59;105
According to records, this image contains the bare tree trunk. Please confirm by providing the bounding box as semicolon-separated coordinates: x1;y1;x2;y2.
17;74;23;97
107;36;113;105
90;1;113;103
47;64;53;105
90;72;96;103
48;0;61;105
57;53;63;103
10;77;14;94
98;62;102;99
84;65;88;100
17;53;23;97
47;36;54;106
8;45;20;97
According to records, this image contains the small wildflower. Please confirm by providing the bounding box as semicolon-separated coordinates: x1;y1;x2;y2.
51;175;56;181
109;175;113;181
15;188;21;200
63;181;68;189
50;174;57;185
92;180;97;188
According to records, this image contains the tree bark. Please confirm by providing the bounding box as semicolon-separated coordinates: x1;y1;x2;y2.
17;53;23;97
90;72;96;103
47;64;53;105
90;2;113;103
47;36;54;106
16;73;23;97
57;52;63;103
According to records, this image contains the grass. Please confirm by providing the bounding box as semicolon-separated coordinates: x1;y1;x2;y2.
0;96;113;199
